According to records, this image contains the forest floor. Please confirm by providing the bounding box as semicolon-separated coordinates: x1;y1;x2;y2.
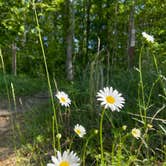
0;92;49;166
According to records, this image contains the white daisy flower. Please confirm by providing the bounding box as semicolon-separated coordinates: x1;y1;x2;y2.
131;128;141;139
142;32;154;43
74;124;86;138
47;150;80;166
96;87;125;111
56;91;71;107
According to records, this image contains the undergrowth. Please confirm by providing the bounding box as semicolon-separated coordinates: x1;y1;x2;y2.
0;73;47;97
12;67;166;165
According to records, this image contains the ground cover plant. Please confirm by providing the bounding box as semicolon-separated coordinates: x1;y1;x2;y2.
0;0;166;166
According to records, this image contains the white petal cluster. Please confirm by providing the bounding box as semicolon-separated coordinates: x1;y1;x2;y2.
96;87;125;111
142;32;154;43
131;128;141;139
56;91;71;107
47;150;80;166
74;124;86;138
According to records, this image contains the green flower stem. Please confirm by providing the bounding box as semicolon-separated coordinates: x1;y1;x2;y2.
152;54;166;96
68;135;76;151
82;132;97;166
138;45;146;125
52;116;61;153
105;111;115;128
100;109;106;166
33;1;60;152
52;116;55;153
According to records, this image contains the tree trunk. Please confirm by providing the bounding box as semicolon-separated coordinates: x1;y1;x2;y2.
128;1;136;68
85;0;91;58
12;43;17;76
66;0;74;81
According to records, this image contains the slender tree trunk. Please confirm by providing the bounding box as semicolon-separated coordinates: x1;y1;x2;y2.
106;0;112;84
128;1;136;68
66;32;73;81
12;43;17;76
65;0;74;81
85;0;91;58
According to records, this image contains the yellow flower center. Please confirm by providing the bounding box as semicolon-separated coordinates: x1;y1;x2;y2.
106;96;115;104
60;161;70;166
75;129;81;135
131;129;140;138
132;130;137;136
60;97;66;103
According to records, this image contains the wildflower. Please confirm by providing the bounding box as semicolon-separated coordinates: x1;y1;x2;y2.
131;128;141;139
56;91;71;107
47;150;80;166
74;124;86;138
96;87;125;111
142;32;154;43
122;125;127;131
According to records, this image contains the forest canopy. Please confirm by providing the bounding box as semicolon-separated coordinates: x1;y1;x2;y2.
0;0;165;79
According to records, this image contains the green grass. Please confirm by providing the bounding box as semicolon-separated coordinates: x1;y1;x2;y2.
0;73;47;97
11;67;166;165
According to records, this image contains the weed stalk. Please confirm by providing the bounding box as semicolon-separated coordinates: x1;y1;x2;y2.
32;1;60;152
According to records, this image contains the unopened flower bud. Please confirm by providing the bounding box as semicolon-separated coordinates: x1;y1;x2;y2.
56;133;62;139
94;129;99;134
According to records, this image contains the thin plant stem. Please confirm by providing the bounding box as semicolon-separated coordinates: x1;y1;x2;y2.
100;109;106;166
52;116;55;153
10;82;18;164
82;133;96;166
66;107;71;135
126;106;166;123
11;83;17;112
0;48;11;110
105;111;115;128
152;54;159;73
146;76;160;108
53;78;59;93
68;135;76;151
138;45;146;125
137;102;165;156
1;49;17;161
153;54;166;96
32;1;60;151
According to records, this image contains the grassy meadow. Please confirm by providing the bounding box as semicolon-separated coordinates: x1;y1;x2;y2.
0;1;166;166
0;57;165;165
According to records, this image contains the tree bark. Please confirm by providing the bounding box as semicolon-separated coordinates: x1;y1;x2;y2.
85;0;91;58
66;0;74;81
128;1;136;68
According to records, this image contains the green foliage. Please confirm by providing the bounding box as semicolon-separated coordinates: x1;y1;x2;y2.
0;0;165;76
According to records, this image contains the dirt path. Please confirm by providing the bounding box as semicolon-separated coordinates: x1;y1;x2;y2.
0;93;49;166
0;112;15;166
